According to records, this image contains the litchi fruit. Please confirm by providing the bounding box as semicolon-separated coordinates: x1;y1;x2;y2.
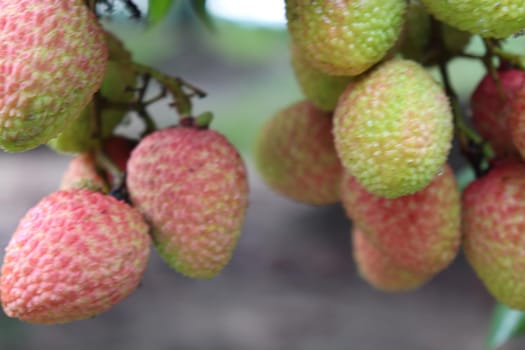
421;0;525;39
254;100;342;205
0;0;108;152
463;158;525;310
352;228;431;292
0;189;150;324
341;164;461;275
286;0;406;76
126;126;249;279
333;58;453;198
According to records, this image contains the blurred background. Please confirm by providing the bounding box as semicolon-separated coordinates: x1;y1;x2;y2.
1;1;525;349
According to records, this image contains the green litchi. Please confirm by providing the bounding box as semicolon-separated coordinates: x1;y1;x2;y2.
333;58;453;198
286;0;406;76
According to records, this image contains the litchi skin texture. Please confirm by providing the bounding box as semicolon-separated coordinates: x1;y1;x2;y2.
352;228;431;292
286;0;406;76
290;44;353;112
421;0;525;39
126;127;249;279
59;153;107;192
472;69;525;156
463;159;525;310
0;0;108;152
0;190;150;324
508;78;525;159
341;164;461;275
254;100;342;205
48;33;136;155
333;59;453;198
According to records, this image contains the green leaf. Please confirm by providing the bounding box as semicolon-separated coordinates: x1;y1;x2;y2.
148;0;176;26
485;303;525;350
189;0;214;31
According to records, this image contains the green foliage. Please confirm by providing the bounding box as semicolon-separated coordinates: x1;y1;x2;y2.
485;303;525;349
147;0;175;25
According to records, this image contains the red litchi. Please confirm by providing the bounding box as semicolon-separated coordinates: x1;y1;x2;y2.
0;190;151;324
0;0;108;152
341;164;461;275
126;126;249;279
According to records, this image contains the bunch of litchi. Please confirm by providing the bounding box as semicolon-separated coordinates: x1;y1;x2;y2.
0;0;250;325
252;0;525;312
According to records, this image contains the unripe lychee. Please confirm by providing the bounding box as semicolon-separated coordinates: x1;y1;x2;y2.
341;164;461;275
290;44;353;111
471;69;525;156
0;0;108;152
48;34;136;154
0;190;150;324
421;0;525;39
333;58;453;198
127;126;249;279
285;0;406;76
463;158;525;310
254;100;342;205
59;153;107;192
352;228;431;292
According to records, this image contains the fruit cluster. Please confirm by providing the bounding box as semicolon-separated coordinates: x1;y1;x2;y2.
0;1;249;324
255;0;525;307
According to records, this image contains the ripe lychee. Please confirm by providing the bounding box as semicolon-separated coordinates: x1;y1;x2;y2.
254;100;342;205
126;126;249;279
341;164;461;275
421;0;525;39
352;228;431;292
0;0;108;152
463;158;525;310
507;77;525;159
285;0;406;76
0;190;150;324
333;58;453;198
290;44;353;111
471;69;525;156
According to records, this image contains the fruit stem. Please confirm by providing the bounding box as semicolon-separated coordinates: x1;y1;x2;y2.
438;61;493;177
137;108;158;136
94;145;125;191
484;39;525;71
132;62;207;117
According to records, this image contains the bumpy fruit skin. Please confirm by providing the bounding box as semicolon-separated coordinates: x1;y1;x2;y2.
254;100;342;205
0;0;108;152
127;127;249;279
48;33;136;154
508;78;525;159
286;0;406;76
333;59;453;198
400;1;471;64
290;45;353;111
341;164;460;275
0;190;150;324
352;228;431;292
421;0;525;39
59;153;107;192
463;159;525;310
471;69;525;156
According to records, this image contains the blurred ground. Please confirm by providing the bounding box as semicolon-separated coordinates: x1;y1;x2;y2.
1;8;525;350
